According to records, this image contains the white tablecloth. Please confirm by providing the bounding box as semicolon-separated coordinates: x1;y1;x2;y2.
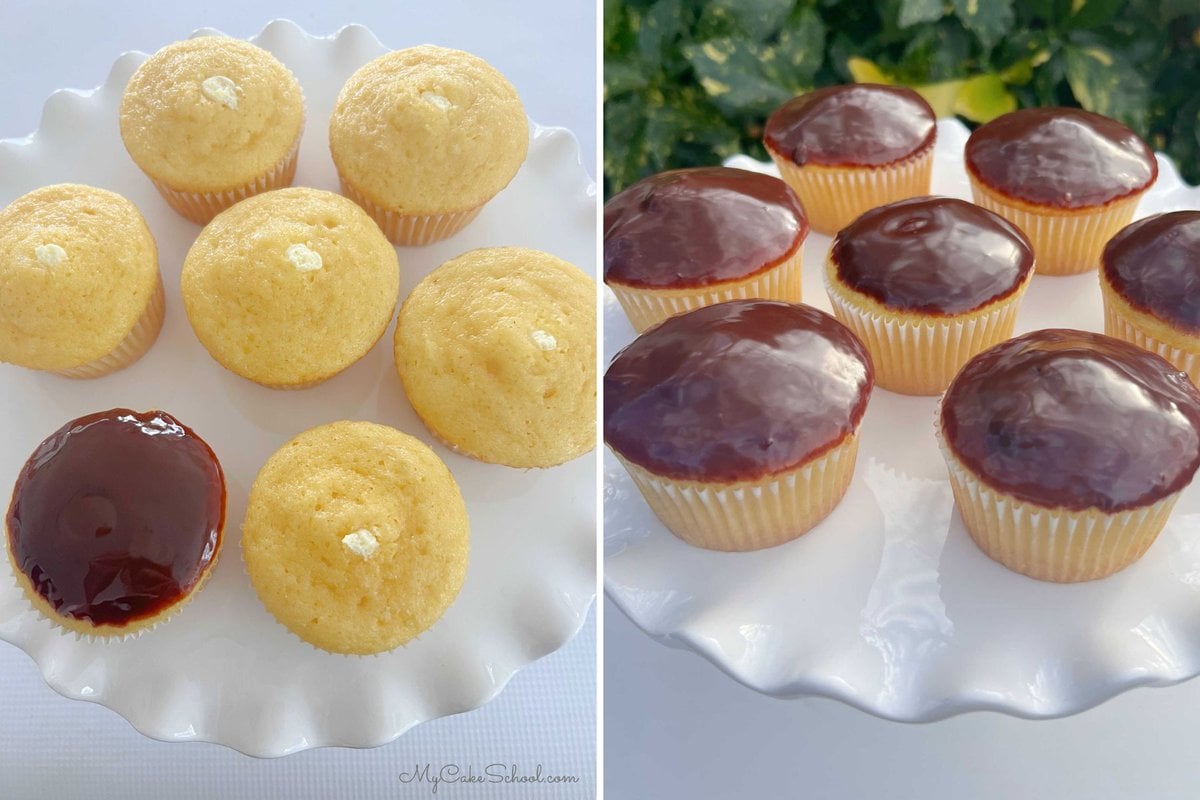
0;2;596;797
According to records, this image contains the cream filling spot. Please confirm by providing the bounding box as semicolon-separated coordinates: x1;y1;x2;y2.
35;243;67;267
531;329;557;351
286;243;323;272
341;529;379;559
201;75;240;110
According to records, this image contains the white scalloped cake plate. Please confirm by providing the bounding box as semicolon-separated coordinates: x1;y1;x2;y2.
0;20;596;756
604;119;1200;722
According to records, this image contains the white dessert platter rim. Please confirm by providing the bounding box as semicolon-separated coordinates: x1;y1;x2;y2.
604;118;1200;723
0;19;596;757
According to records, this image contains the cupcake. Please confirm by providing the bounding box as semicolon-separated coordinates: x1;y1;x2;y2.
763;84;936;235
0;184;163;378
394;247;595;468
241;421;469;655
605;300;874;551
1101;211;1200;386
965;108;1157;276
5;409;225;637
825;196;1034;395
329;46;528;245
604;167;808;333
938;329;1200;582
181;187;400;389
119;36;305;224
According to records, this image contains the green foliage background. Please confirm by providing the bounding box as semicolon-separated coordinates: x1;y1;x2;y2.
604;0;1200;196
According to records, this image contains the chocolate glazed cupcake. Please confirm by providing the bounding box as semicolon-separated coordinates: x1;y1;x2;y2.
1101;211;1200;386
6;409;225;636
825;197;1034;395
764;84;936;235
938;330;1200;582
965;107;1157;276
605;300;873;551
604;167;808;333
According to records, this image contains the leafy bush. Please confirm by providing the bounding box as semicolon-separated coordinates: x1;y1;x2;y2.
604;0;1200;196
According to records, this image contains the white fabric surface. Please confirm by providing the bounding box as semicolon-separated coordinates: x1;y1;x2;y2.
0;1;596;796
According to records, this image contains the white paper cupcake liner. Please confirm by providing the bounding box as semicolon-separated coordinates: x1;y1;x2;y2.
768;144;934;235
337;177;484;246
937;429;1179;582
150;126;303;225
1101;282;1200;387
614;433;859;551
969;178;1144;276
608;246;803;333
53;271;165;379
825;265;1029;395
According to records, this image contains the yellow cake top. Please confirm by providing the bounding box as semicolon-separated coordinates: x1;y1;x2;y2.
241;420;470;655
0;184;158;371
181;187;400;388
329;46;529;214
394;247;597;468
119;36;305;193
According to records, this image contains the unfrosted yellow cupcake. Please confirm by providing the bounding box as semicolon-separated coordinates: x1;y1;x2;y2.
394;247;595;467
329;46;528;245
241;421;469;655
120;36;305;224
0;184;162;378
181;187;399;389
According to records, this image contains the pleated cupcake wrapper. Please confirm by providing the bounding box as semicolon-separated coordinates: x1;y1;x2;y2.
150;126;303;225
937;433;1179;583
968;178;1144;276
7;535;220;642
52;271;166;379
767;144;934;236
337;176;484;246
613;434;859;552
824;267;1028;396
608;247;803;334
1101;281;1200;387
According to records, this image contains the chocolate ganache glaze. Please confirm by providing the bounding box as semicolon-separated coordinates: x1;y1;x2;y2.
764;84;936;168
604;300;874;483
941;329;1200;512
603;167;807;290
965;107;1156;209
831;197;1034;315
6;409;225;627
1103;211;1200;334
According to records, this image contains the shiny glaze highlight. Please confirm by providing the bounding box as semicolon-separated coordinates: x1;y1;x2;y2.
6;409;225;627
764;84;936;167
941;329;1200;512
1102;211;1200;334
965;107;1157;209
604;300;874;482
603;167;807;290
831;196;1034;315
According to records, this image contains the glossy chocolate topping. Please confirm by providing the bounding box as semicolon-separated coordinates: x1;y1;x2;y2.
764;84;936;167
1102;211;1200;334
831;197;1034;315
604;300;874;482
603;167;807;290
6;409;225;627
941;329;1200;512
965;107;1157;209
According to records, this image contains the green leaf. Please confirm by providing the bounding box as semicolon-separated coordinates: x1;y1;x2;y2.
770;8;827;85
604;60;650;101
685;37;797;117
953;74;1018;122
699;0;794;42
603;96;649;196
897;0;946;28
847;57;891;84
1063;45;1150;132
1065;0;1123;28
950;0;1013;50
636;0;686;63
